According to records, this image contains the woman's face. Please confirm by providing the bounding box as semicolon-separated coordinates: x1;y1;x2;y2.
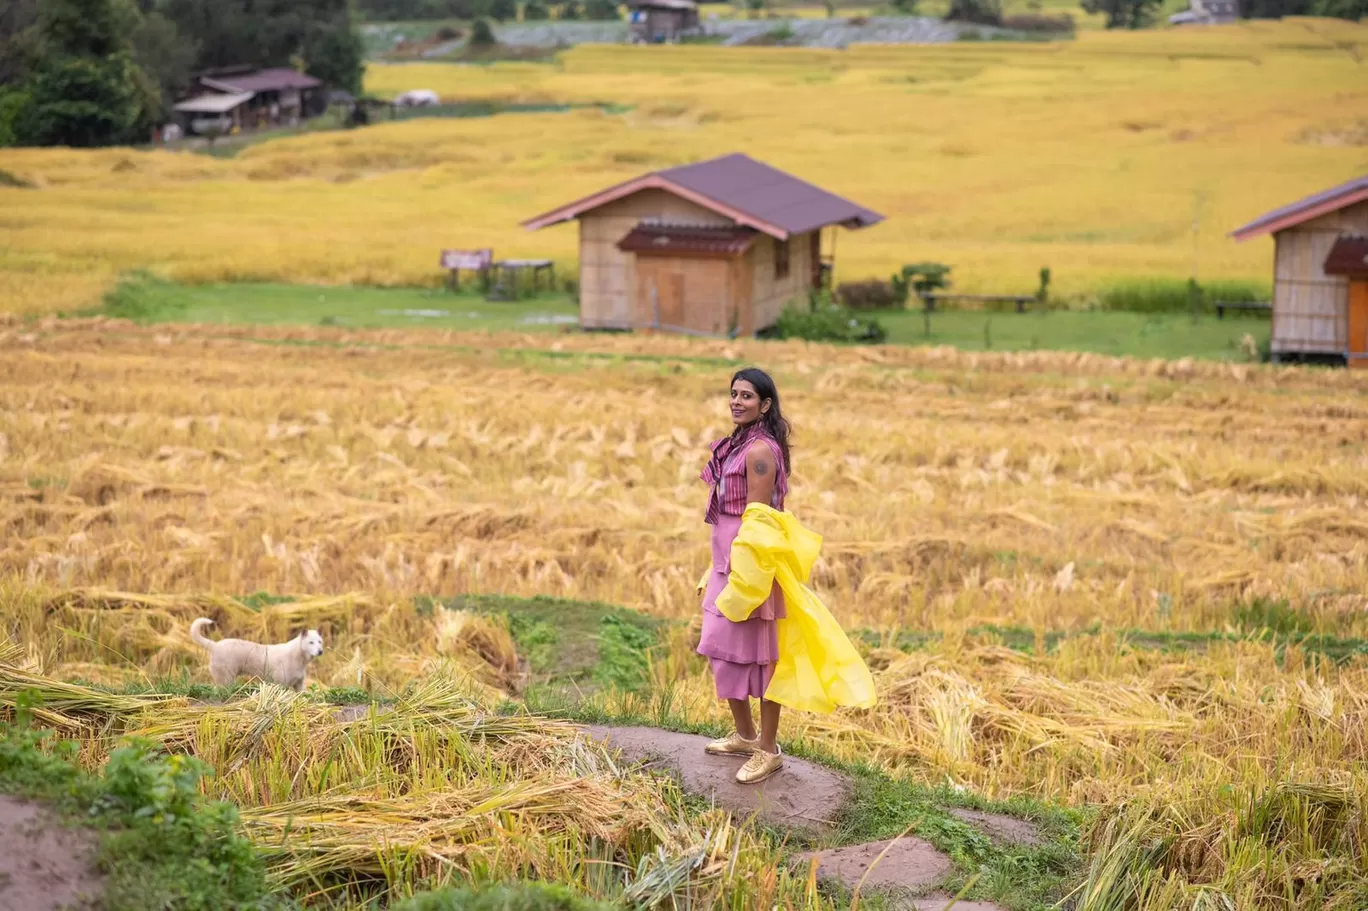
730;379;768;427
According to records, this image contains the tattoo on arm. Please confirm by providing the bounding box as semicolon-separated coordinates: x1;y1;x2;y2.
753;459;769;477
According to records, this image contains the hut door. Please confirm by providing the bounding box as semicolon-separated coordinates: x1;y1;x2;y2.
1350;281;1368;370
638;260;684;330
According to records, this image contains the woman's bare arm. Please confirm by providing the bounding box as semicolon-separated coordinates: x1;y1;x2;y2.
746;443;776;506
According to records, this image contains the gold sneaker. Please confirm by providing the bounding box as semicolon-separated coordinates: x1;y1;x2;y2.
736;747;783;784
704;732;759;757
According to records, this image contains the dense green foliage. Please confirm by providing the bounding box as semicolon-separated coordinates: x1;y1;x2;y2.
0;0;363;147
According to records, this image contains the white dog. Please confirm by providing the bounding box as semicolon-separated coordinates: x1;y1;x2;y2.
189;618;324;692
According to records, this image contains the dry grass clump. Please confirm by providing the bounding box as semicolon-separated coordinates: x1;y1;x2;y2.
3;21;1368;313
0;642;827;908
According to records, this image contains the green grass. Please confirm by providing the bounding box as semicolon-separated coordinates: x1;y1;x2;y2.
0;700;290;910
874;307;1270;361
94;275;579;333
427;593;667;692
89;275;1278;362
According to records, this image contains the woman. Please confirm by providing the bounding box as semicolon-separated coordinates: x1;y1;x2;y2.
697;367;791;785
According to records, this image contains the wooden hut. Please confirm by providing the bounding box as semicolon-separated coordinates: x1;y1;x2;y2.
1232;174;1368;367
626;0;701;43
522;153;884;336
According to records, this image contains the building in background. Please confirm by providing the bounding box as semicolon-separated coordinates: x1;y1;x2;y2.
1232;174;1368;367
524;153;884;337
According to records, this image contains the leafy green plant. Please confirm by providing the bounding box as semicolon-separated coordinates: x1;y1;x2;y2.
771;296;886;344
523;0;551;19
891;262;952;307
0;716;285;911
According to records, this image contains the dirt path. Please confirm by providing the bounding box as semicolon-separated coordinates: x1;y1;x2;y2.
0;794;104;911
581;725;1039;910
581;725;852;833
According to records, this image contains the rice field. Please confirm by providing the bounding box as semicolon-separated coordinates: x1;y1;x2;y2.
2;20;1366;316
3;315;1368;907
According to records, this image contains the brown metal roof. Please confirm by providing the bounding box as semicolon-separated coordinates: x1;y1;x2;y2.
1231;173;1368;241
1323;235;1368;276
523;153;884;239
617;223;757;256
202;68;322;94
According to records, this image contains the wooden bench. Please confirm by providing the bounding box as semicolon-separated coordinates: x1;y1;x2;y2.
921;293;1036;313
1213;301;1272;319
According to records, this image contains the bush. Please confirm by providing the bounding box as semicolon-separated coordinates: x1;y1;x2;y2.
837;279;899;310
396;882;613;911
469;17;497;44
1002;12;1073;31
523;0;550;18
890;262;952;307
1097;278;1269;313
490;0;518;18
771;297;886;344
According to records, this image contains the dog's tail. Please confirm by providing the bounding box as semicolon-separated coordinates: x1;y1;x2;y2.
189;618;217;649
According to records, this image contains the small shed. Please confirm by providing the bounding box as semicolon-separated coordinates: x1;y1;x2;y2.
196;67;326;127
523;153;883;336
173;91;254;135
1232;174;1368;367
627;0;700;43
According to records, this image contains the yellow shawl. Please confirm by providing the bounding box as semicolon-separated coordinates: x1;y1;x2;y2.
700;503;877;714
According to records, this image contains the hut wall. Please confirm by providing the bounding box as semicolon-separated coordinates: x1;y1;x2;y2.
749;231;815;332
1271;199;1368;355
577;190;730;329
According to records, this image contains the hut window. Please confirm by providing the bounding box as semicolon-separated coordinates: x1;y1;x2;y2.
774;239;790;280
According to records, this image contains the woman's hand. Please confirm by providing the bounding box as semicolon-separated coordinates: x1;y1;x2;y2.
745;442;776;507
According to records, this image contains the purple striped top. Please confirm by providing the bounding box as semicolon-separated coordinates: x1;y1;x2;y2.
700;425;788;524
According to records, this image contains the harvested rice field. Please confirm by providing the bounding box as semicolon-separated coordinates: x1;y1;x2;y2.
3;316;1368;908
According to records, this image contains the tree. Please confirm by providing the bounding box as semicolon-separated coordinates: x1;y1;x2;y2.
13;0;151;146
1079;0;1159;28
130;11;198;122
1311;0;1368;17
0;0;41;87
944;0;1001;23
158;0;365;96
469;17;497;44
584;0;620;19
558;0;584;18
523;0;550;18
490;0;518;20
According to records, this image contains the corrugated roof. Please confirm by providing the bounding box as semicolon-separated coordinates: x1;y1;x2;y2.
1323;235;1368;276
173;92;255;114
1231;173;1368;241
202;68;322;94
523;153;884;239
618;223;757;255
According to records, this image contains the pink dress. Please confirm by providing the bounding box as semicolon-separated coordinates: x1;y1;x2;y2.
697;426;788;700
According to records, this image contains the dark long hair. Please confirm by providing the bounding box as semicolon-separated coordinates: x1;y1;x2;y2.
732;367;791;473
